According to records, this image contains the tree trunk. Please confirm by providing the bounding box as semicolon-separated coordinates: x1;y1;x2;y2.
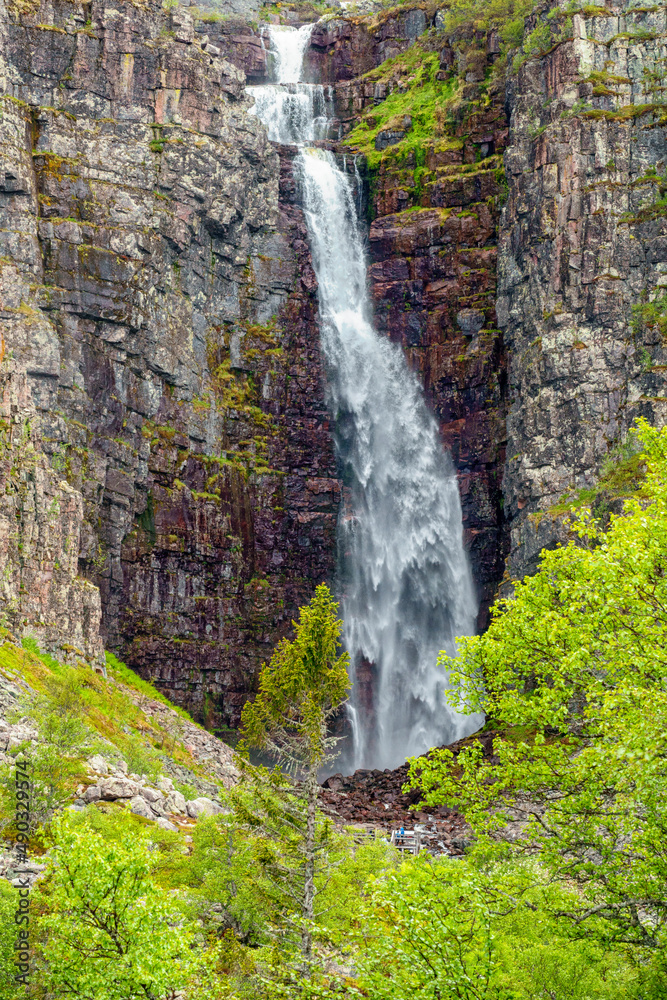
301;757;318;963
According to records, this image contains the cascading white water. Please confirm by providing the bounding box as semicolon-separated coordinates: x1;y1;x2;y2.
247;24;331;145
247;83;331;145
249;26;481;770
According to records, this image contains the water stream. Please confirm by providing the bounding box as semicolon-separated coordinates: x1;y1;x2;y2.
249;25;480;770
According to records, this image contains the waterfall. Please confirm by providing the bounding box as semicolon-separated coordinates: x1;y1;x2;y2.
249;25;481;771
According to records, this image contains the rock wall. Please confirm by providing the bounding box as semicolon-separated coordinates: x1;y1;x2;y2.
499;2;667;580
0;362;103;663
0;0;340;726
3;0;665;734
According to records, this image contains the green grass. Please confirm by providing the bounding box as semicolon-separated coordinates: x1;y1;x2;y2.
0;640;208;782
342;49;460;171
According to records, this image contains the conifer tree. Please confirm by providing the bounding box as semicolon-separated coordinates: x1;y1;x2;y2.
233;583;350;964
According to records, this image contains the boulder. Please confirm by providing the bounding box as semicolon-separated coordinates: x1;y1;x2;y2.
186;797;224;818
156;817;178;832
165;790;187;815
139;786;165;805
99;777;139;800
129;795;155;820
86;754;109;776
83;785;101;803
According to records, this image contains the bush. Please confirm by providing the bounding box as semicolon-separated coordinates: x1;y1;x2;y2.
35;810;199;1000
408;419;667;972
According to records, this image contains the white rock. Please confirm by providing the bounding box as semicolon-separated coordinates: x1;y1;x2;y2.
165;790;187;815
86;754;109;776
129;795;154;820
157;775;175;794
100;777;139;800
186;797;224;818
139;786;165;805
156;817;178;832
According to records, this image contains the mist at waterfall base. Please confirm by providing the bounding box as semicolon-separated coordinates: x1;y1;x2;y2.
249;26;482;771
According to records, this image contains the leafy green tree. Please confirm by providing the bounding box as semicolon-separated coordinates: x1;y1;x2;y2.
0;879;19;1000
408;420;667;965
0;661;99;835
352;856;640;1000
35;809;197;1000
234;584;350;964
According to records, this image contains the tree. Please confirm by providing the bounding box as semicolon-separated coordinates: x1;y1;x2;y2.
351;855;641;1000
0;879;19;1000
407;420;667;965
36;810;197;1000
234;583;350;964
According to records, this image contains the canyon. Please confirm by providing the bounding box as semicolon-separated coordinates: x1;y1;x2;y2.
0;0;666;760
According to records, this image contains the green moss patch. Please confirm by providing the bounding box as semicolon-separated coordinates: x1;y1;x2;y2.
548;436;648;520
342;50;461;172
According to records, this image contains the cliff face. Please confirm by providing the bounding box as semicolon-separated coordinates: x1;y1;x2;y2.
499;3;667;579
0;363;103;662
302;21;510;624
2;0;666;731
0;0;339;727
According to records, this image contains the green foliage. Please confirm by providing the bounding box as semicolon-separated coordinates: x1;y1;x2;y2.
0;880;17;1000
163;812;272;943
408;419;667;963
35;810;198;1000
342;48;461;172
0;669;94;835
0;641;219;842
512;10;573;72
227;767;338;945
240;583;350;771
632;290;667;341
352;857;637;1000
233;585;351;966
440;0;533;46
548;428;647;518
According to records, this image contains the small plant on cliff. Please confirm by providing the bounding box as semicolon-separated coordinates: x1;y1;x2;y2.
632;289;667;342
232;584;351;967
441;0;533;46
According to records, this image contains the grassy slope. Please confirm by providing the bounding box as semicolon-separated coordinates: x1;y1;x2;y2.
0;638;218;794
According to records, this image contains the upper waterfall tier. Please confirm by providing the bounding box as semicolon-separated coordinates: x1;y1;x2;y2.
247;83;332;145
249;23;480;770
267;23;314;83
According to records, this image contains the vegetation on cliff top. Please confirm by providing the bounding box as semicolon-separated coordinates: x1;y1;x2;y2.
342;46;462;171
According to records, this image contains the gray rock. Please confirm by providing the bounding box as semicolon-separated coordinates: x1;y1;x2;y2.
83;785;102;803
139;786;165;805
99;777;139;800
86;754;109;776
129;795;155;820
165;790;187;815
156;817;178;832
186;797;225;818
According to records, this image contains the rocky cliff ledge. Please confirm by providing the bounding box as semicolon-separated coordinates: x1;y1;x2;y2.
499;3;667;579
